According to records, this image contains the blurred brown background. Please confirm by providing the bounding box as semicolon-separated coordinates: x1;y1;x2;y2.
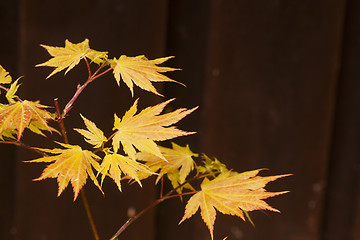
1;0;359;240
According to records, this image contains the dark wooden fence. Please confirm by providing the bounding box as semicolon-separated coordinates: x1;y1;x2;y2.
1;1;359;239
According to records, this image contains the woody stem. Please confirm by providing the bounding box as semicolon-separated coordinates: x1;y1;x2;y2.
62;59;113;118
109;173;206;240
54;98;101;240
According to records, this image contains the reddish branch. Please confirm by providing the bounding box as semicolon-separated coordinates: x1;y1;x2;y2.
0;85;23;102
62;59;113;118
108;172;215;240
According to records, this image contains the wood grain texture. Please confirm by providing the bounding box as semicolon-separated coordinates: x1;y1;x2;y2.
0;0;19;239
322;0;360;239
13;0;167;239
199;1;345;239
1;0;359;239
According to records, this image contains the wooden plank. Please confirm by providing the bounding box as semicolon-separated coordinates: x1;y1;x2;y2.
13;1;168;239
0;145;16;239
198;1;345;239
0;0;20;239
322;0;360;239
353;186;360;240
156;1;211;239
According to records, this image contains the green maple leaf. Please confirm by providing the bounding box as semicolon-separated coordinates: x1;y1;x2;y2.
36;39;108;78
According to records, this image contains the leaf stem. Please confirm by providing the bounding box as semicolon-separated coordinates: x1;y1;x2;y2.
91;65;113;80
0;85;8;92
0;85;23;102
106;131;117;143
85;58;92;77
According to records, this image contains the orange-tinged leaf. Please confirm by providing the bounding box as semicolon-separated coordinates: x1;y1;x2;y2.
99;153;154;191
112;99;197;160
36;39;108;78
110;55;182;96
0;100;54;140
28;143;102;200
0;65;12;84
0;126;16;140
180;170;290;240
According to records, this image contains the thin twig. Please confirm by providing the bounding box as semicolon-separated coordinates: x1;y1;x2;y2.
109;190;198;240
62;78;92;117
106;131;117;143
91;65;113;81
54;98;68;144
0;85;9;93
0;140;48;156
54;98;101;240
108;172;210;240
81;189;100;240
85;58;92;77
160;176;164;198
61;61;113;118
109;194;166;240
0;85;23;102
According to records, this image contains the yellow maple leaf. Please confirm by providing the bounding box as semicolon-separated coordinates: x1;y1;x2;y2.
74;114;107;148
198;154;229;176
0;100;54;140
28;120;59;137
5;79;21;104
158;143;198;184
0;65;12;84
36;39;108;78
179;170;290;240
28;143;102;200
112;98;197;160
110;55;182;96
99;153;154;191
136;143;198;186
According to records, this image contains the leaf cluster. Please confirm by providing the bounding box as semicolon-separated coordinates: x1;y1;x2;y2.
0;39;290;239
